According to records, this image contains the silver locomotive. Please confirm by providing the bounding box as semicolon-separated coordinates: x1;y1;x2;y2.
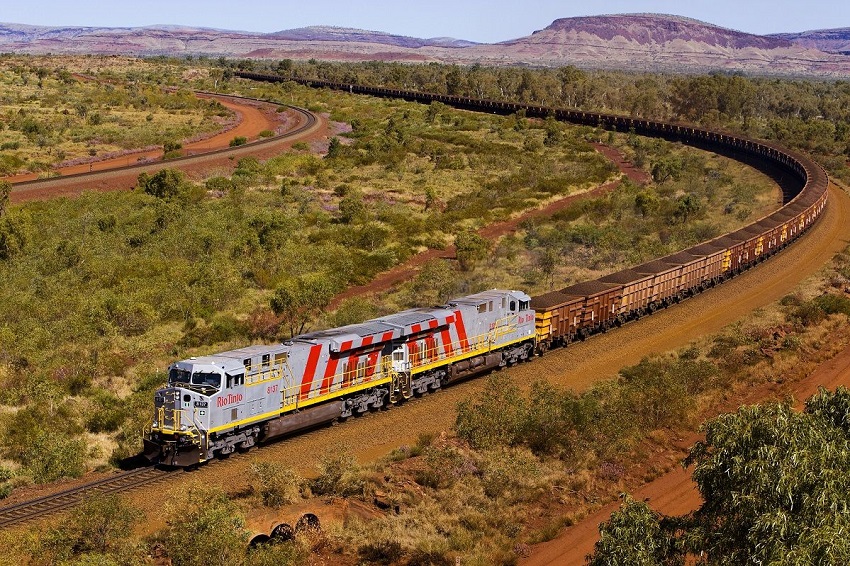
144;289;535;466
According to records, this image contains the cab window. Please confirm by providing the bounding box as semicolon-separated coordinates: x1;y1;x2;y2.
168;368;191;386
191;372;222;389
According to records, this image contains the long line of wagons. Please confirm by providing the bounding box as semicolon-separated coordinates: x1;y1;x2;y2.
143;76;829;467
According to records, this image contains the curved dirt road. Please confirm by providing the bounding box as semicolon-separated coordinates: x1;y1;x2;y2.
6;95;327;203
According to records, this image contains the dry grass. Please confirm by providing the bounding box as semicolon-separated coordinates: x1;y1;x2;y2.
0;55;230;174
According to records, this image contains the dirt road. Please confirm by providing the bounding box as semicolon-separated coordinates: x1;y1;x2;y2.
6;94;327;203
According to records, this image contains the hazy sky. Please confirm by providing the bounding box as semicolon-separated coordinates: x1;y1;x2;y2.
4;1;847;43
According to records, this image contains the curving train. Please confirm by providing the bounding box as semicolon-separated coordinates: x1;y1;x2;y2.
142;76;829;467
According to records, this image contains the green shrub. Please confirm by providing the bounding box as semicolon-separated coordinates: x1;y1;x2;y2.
205;175;236;193
414;445;476;490
24;430;86;483
455;373;525;449
27;493;142;563
0;216;29;260
791;300;827;327
162;486;248;566
312;452;366;497
249;461;303;507
813;293;850;316
617;357;694;430
137;168;186;200
178;314;248;348
229;135;248;147
86;392;127;433
479;447;541;501
521;380;595;456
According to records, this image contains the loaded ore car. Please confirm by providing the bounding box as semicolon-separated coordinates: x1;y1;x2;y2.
144;289;535;466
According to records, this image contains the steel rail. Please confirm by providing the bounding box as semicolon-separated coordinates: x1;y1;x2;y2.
0;466;171;528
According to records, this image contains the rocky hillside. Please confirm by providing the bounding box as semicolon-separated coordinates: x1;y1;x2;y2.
483;14;848;75
771;28;850;55
1;14;849;77
519;14;792;49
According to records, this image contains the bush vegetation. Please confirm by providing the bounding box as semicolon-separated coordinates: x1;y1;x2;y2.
589;387;850;564
249;59;850;183
0;55;230;174
0;57;637;484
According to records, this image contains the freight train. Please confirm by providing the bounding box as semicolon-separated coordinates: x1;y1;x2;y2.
142;76;829;467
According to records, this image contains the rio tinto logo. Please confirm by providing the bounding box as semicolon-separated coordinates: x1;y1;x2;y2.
216;393;243;407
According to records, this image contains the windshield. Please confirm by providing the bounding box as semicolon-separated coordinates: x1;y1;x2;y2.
168;368;191;386
191;371;222;389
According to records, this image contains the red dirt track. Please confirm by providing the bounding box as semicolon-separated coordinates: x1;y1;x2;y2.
6;94;327;203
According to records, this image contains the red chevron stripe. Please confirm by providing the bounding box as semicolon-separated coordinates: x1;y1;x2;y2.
454;309;469;352
319;354;340;395
300;344;323;398
441;327;454;357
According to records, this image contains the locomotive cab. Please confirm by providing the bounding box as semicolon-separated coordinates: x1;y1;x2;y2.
144;358;234;467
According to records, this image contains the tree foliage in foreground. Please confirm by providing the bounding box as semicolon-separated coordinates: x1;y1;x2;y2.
588;386;850;565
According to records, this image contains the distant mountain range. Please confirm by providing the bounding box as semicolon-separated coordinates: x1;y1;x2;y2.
769;28;850;56
1;14;849;77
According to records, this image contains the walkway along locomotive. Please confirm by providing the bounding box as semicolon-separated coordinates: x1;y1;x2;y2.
143;77;829;467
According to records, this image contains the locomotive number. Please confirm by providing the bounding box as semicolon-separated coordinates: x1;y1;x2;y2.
267;384;279;395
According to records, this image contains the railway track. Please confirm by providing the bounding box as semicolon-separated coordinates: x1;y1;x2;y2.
0;466;172;528
0;94;324;530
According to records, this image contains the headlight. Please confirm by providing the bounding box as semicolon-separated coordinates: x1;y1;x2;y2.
181;425;188;431
152;421;158;428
